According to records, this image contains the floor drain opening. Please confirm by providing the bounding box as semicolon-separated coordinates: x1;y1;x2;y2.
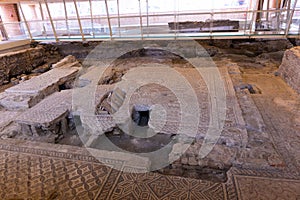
132;105;151;127
59;84;67;91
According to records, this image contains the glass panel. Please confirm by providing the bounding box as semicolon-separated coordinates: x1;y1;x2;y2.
289;9;300;34
1;0;298;40
3;22;26;39
48;3;62;19
27;21;44;37
255;10;286;34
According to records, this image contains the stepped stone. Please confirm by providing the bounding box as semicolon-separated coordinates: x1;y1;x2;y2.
0;111;20;131
95;84;115;110
75;85;117;138
15;90;72;141
0;59;81;110
5;66;79;94
81;114;115;136
52;55;78;68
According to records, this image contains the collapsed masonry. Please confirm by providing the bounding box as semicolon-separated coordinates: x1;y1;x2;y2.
0;55;81;142
0;41;294;182
279;46;300;94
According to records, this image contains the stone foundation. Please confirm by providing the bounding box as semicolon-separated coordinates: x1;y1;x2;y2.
0;46;47;85
279;46;300;94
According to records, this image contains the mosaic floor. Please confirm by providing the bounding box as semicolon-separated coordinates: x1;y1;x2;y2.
0;138;299;200
0;68;299;199
0;42;299;199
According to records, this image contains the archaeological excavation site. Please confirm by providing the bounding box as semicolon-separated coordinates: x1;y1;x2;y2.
0;0;300;199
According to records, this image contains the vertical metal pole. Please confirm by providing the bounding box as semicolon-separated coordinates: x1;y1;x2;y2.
73;0;85;41
63;0;70;37
249;0;260;34
0;15;8;40
244;10;248;33
174;0;178;39
285;0;298;35
266;0;270;21
256;0;264;29
19;3;32;40
298;18;300;36
210;12;214;35
89;0;94;37
276;0;280;31
117;0;121;36
286;0;291;22
104;0;113;39
39;2;47;36
146;0;149;27
138;0;143;39
44;0;58;41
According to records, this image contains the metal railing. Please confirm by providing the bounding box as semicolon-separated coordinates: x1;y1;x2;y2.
1;0;299;41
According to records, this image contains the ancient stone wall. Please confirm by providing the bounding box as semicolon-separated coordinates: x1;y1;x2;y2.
279;47;300;94
53;39;293;64
52;42;101;62
0;46;47;85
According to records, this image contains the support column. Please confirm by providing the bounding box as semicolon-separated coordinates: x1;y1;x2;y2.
256;0;265;28
89;0;94;37
285;0;298;35
44;0;58;41
73;0;85;41
63;0;70;37
0;15;8;40
104;0;113;39
39;2;47;36
18;3;32;40
138;0;143;39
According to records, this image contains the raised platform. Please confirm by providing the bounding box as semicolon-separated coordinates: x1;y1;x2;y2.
0;57;81;110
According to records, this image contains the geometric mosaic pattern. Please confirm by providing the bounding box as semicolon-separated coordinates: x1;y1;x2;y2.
107;173;225;200
234;175;300;200
0;138;299;200
0;135;300;200
0;150;111;199
0;139;227;200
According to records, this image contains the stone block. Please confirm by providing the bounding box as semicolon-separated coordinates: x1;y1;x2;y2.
15;90;72;141
52;55;78;68
279;47;300;94
0;63;80;110
0;111;20;132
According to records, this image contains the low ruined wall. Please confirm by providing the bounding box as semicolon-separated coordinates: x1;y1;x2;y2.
279;47;300;94
0;46;47;85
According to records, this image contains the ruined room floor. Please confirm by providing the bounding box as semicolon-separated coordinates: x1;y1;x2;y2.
0;42;299;199
0;68;299;200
